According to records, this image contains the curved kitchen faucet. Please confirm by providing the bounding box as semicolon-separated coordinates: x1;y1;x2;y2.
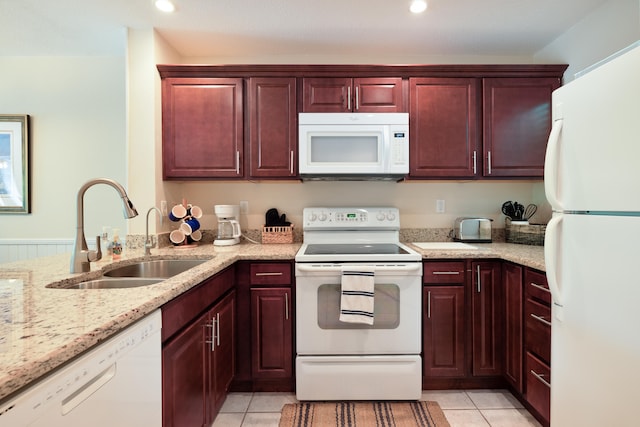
71;178;138;273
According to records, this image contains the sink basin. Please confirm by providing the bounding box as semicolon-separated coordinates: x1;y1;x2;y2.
103;259;208;278
62;278;163;289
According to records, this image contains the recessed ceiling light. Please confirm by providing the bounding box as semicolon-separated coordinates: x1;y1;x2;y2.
410;0;428;14
155;0;175;13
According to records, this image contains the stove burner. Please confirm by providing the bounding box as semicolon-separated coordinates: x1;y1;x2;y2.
304;243;410;256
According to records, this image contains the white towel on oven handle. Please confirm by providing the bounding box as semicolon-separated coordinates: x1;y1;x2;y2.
339;266;375;325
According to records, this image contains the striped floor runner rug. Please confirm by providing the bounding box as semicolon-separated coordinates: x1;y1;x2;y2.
279;401;450;427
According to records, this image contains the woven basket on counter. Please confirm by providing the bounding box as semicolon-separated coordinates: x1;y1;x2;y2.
505;218;546;246
262;225;294;244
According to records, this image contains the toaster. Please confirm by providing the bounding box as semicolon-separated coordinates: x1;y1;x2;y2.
453;217;493;243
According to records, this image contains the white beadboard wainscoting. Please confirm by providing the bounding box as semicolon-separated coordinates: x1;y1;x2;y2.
0;239;74;264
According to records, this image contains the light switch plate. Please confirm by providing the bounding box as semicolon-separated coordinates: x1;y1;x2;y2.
240;200;249;214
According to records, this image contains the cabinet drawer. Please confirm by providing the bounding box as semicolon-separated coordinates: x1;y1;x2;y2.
526;352;550;424
250;263;291;285
423;261;466;284
525;298;551;363
525;268;551;305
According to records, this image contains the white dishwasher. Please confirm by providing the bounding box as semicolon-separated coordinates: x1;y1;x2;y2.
0;309;162;427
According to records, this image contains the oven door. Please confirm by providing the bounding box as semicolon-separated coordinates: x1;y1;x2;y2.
295;262;422;355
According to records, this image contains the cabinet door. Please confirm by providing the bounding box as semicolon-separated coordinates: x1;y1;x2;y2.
409;78;480;177
423;286;466;377
210;291;236;417
302;77;404;112
503;262;524;392
162;310;208;427
302;78;352;112
162;77;243;178
471;261;503;376
482;77;560;177
248;78;297;178
251;287;293;379
354;78;404;112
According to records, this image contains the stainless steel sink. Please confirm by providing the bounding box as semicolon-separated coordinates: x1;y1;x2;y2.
103;259;208;279
62;278;163;289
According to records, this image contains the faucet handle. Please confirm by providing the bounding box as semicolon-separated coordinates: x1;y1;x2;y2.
88;235;103;262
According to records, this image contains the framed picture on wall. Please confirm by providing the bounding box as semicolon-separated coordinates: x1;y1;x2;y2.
0;115;30;214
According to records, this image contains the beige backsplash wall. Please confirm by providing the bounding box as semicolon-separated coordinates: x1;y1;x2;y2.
162;180;544;234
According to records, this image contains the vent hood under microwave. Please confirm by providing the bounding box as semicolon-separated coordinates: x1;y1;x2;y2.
298;113;409;181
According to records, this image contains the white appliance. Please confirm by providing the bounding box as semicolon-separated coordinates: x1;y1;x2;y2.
0;310;162;426
295;207;422;401
298;113;409;180
544;41;640;427
214;204;241;246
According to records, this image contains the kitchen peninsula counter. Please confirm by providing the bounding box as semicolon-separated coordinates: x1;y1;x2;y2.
0;241;544;402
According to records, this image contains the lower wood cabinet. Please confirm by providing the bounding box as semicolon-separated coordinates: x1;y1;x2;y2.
232;261;294;391
471;261;503;377
423;261;466;379
423;285;466;377
161;268;235;427
524;268;551;426
503;262;524;392
251;287;293;379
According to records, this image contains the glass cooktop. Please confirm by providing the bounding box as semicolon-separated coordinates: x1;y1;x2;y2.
304;243;410;255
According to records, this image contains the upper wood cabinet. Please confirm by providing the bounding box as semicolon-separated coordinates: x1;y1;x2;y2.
158;64;566;181
248;77;297;178
409;78;480;177
302;77;404;112
482;77;561;177
161;77;244;179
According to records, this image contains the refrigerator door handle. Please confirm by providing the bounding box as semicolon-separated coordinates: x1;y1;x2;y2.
544;119;564;211
545;213;565;321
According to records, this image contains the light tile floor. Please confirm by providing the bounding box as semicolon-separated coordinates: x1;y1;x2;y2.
212;389;542;427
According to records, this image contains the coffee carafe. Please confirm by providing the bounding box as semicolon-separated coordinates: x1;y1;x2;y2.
214;205;241;246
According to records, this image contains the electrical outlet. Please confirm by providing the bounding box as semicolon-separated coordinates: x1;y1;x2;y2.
160;200;168;216
436;199;445;213
240;200;249;214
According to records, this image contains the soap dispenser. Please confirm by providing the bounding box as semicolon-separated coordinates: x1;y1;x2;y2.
109;228;123;260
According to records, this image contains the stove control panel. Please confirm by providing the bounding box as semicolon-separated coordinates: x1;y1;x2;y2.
303;207;400;229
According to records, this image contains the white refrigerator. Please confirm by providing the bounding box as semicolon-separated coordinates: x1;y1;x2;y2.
544;41;640;426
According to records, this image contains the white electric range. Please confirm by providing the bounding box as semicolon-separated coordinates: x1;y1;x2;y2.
294;207;423;401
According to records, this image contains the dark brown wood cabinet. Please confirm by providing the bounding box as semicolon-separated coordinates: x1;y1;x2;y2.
523;268;551;426
233;261;294;391
161;268;236;427
302;77;404;112
161;77;244;179
409;78;480;178
503;262;524;392
248;77;298;178
471;261;503;377
482;78;561;177
251;287;293;379
423;261;466;378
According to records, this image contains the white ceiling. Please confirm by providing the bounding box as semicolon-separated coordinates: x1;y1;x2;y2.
0;0;611;58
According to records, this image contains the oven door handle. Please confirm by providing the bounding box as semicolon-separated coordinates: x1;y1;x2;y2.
296;263;422;273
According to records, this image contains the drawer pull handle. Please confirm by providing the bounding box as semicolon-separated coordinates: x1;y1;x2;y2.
530;369;551;388
255;272;284;276
530;282;551;293
432;271;460;275
285;292;289;320
530;313;552;326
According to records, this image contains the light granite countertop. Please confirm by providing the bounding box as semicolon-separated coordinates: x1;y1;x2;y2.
0;241;543;403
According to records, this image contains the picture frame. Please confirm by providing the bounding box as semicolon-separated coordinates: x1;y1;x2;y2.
0;115;30;214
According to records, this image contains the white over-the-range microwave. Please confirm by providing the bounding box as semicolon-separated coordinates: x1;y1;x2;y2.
298;112;409;181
